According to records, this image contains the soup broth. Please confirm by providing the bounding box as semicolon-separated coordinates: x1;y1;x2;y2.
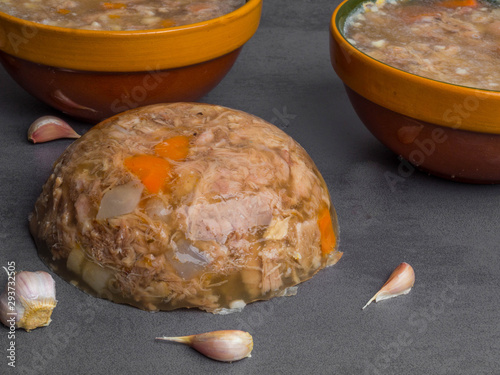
344;0;500;90
0;0;245;30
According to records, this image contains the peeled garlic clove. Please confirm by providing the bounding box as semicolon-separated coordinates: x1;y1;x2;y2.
362;262;415;310
0;271;57;332
28;116;80;143
156;330;253;362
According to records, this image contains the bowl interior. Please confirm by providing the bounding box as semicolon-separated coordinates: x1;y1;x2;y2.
335;0;366;34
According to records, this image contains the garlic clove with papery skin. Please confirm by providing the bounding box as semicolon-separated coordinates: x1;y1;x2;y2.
156;330;254;362
0;271;57;331
28;116;80;144
362;262;415;310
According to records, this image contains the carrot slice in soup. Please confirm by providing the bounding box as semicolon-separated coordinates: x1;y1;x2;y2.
160;19;176;28
155;136;190;161
124;155;171;194
318;208;337;255
102;2;127;10
187;3;212;12
57;8;71;15
438;0;477;8
398;9;441;23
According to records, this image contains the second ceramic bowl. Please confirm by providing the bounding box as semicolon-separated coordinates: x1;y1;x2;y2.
330;0;500;183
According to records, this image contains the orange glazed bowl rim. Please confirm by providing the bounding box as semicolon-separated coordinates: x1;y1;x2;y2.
330;0;500;135
0;0;262;72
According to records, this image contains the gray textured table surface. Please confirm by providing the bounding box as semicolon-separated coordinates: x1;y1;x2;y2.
1;1;499;374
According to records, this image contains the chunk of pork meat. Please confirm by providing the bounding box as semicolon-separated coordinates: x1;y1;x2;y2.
183;193;273;244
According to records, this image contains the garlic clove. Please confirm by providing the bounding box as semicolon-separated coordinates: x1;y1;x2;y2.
28;116;80;144
17;297;57;332
362;262;415;310
0;271;57;332
156;330;253;362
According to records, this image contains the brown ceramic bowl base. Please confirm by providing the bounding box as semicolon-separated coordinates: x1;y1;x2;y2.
345;86;500;184
0;48;241;123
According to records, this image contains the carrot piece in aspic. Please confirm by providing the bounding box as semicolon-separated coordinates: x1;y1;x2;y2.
124;155;171;194
154;135;190;161
318;208;337;255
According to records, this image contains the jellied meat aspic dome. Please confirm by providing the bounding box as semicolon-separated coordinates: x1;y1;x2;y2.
30;103;341;313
